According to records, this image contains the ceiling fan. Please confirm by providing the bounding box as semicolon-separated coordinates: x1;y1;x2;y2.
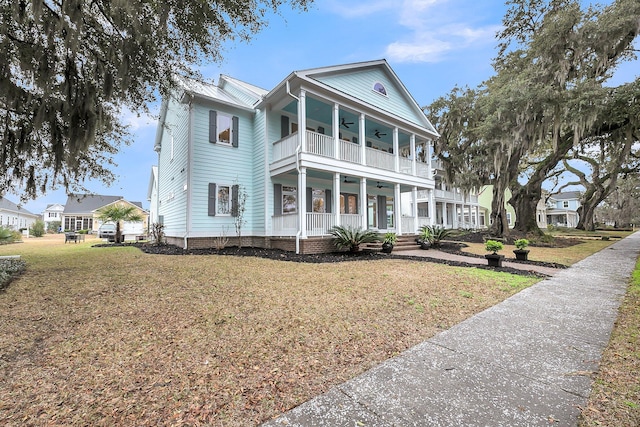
340;117;354;128
376;181;389;188
374;130;387;139
343;176;357;183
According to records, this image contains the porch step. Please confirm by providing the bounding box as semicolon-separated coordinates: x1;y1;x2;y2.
364;235;419;252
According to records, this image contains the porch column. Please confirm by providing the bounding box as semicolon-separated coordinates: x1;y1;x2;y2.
359;113;366;166
429;189;436;226
410;135;416;176
441;202;447;227
298;167;307;238
298;90;307;152
333;103;340;160
333;172;341;228
427;139;433;179
412;186;418;228
395;183;402;235
360;177;367;230
393;128;399;172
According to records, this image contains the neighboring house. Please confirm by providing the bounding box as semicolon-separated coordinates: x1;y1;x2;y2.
63;194;149;237
43;203;65;230
154;59;479;253
147;166;159;225
0;197;40;231
546;191;581;228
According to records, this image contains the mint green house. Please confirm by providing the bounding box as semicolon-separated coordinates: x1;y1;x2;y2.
153;60;449;253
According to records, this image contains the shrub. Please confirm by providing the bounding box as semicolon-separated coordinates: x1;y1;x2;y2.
29;219;46;237
0;226;15;244
330;226;379;252
150;223;165;245
0;258;26;291
485;240;504;254
514;239;530;250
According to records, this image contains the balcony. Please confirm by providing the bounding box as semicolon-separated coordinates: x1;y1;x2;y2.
272;130;431;179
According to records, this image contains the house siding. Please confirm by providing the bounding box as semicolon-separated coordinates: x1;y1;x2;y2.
251;108;267;234
157;96;190;237
314;68;428;128
189;102;256;236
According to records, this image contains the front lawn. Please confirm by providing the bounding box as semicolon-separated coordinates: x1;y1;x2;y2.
0;235;540;426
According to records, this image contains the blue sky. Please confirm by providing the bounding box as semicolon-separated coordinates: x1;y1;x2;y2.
19;0;638;215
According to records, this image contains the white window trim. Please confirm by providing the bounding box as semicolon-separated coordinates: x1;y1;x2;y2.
217;184;232;216
216;113;233;146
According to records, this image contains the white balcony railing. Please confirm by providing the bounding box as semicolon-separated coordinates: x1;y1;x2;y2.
306;131;334;158
416;162;430;178
399;157;413;174
340;140;361;164
365;148;395;171
272;133;299;162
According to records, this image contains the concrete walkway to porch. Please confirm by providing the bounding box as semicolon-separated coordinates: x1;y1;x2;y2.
262;231;640;426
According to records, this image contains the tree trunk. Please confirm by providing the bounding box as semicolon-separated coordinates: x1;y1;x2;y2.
576;204;597;231
510;185;544;236
488;184;509;237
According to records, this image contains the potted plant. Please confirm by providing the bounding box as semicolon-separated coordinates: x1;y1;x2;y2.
513;238;530;261
484;239;505;267
381;232;397;254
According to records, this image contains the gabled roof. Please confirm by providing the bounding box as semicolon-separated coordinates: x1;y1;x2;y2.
219;75;268;102
178;77;256;111
550;191;581;200
284;59;438;136
45;203;65;211
64;194;146;215
0;197;37;216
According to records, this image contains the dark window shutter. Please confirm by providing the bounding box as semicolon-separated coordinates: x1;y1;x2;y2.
274;184;282;215
231;184;239;217
325;189;332;213
232;116;239;147
377;195;387;229
280;115;289;138
208;183;217;216
306;187;313;212
209;111;217;143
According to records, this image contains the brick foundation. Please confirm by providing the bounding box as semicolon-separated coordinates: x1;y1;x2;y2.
165;234;338;254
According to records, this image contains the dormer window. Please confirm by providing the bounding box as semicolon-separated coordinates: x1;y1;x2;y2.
373;82;387;96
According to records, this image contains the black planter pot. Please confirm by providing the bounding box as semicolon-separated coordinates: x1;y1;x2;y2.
513;249;530;261
381;243;394;254
420;241;431;250
485;253;504;267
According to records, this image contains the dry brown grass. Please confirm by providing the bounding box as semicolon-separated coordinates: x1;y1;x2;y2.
0;234;539;426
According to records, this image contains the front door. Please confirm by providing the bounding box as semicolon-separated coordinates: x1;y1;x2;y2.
367;195;377;229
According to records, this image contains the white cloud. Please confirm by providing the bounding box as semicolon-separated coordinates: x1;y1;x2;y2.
325;0;503;64
120;108;157;131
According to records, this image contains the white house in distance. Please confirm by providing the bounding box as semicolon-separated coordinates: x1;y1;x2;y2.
0;197;40;231
546;191;581;228
43;203;65;230
152;59;477;253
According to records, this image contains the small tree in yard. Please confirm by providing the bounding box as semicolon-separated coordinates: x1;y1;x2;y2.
97;205;143;243
233;182;248;248
29;219;45;237
150;223;165;245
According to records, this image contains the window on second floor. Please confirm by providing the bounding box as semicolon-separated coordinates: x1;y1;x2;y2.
563;201;569;208
209;110;239;147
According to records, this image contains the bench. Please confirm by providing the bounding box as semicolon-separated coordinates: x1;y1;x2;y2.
64;232;86;243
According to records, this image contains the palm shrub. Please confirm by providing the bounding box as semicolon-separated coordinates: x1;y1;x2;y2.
419;225;453;248
329;225;379;252
97;204;144;243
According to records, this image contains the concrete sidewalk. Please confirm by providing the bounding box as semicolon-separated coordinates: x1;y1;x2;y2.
262;232;640;427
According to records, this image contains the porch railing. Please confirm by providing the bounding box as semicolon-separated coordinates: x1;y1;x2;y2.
416;162;430;178
340;140;361;164
340;214;363;229
306;213;335;236
271;214;298;236
306;131;334;158
399;157;412;174
365;147;395;171
272;133;299;162
401;216;416;234
416;216;430;230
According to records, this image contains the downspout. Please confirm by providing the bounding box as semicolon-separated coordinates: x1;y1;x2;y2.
286;80;303;254
184;95;194;249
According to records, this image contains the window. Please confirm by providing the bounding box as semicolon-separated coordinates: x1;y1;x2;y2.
217;185;231;215
340;194;358;214
506;212;512;224
312;189;325;213
563;201;569;208
209;110;239;146
283;186;297;214
373;82;387;96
